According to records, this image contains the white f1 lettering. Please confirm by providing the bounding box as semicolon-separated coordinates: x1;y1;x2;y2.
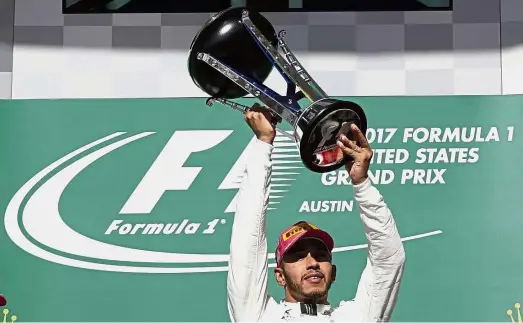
119;130;233;214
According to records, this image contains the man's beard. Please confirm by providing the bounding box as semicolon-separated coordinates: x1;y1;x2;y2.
284;271;332;303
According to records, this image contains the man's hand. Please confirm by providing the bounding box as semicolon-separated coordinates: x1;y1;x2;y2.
337;124;373;185
244;103;276;144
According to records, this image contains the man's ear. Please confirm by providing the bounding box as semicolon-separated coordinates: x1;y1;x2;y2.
274;267;286;287
331;264;337;283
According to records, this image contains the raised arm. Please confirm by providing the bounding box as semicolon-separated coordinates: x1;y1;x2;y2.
351;179;405;322
227;105;277;322
336;125;406;322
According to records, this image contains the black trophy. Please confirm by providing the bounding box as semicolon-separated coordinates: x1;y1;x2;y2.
188;6;367;173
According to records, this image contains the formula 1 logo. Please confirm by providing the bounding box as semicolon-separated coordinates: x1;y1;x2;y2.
4;130;442;274
3;130;305;274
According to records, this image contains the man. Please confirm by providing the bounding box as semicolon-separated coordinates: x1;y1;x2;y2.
227;105;406;322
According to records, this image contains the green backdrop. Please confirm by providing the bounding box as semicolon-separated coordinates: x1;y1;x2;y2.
0;95;522;322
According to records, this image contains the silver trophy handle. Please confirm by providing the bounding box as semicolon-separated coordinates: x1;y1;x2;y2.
205;97;296;141
197;52;299;126
241;10;328;102
205;97;250;114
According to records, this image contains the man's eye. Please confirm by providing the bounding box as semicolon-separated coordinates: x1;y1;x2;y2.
312;251;329;260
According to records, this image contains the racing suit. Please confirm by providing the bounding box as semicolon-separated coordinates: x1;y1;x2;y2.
227;139;406;322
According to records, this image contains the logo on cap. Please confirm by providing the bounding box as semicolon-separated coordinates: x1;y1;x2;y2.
282;222;319;242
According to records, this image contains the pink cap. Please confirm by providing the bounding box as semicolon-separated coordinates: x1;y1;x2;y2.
275;221;334;267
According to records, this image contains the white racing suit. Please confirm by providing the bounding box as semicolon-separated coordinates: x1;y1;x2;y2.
227;139;406;322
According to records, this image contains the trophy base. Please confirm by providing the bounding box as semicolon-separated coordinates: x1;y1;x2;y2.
294;98;368;173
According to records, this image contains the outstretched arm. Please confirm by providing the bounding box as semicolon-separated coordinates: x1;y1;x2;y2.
336;125;406;322
227;105;277;322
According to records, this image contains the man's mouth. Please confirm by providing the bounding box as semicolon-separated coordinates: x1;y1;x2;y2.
303;272;324;283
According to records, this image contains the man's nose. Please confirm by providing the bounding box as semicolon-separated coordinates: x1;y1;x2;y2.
305;253;320;270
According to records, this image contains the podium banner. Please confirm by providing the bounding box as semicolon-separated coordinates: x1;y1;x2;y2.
0;95;522;322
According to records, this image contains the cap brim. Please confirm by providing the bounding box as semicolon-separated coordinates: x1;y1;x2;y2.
299;229;334;252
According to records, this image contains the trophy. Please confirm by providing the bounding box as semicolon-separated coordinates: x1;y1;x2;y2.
188;6;367;173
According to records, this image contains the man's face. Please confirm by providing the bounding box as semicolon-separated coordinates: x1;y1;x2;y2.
274;237;336;303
